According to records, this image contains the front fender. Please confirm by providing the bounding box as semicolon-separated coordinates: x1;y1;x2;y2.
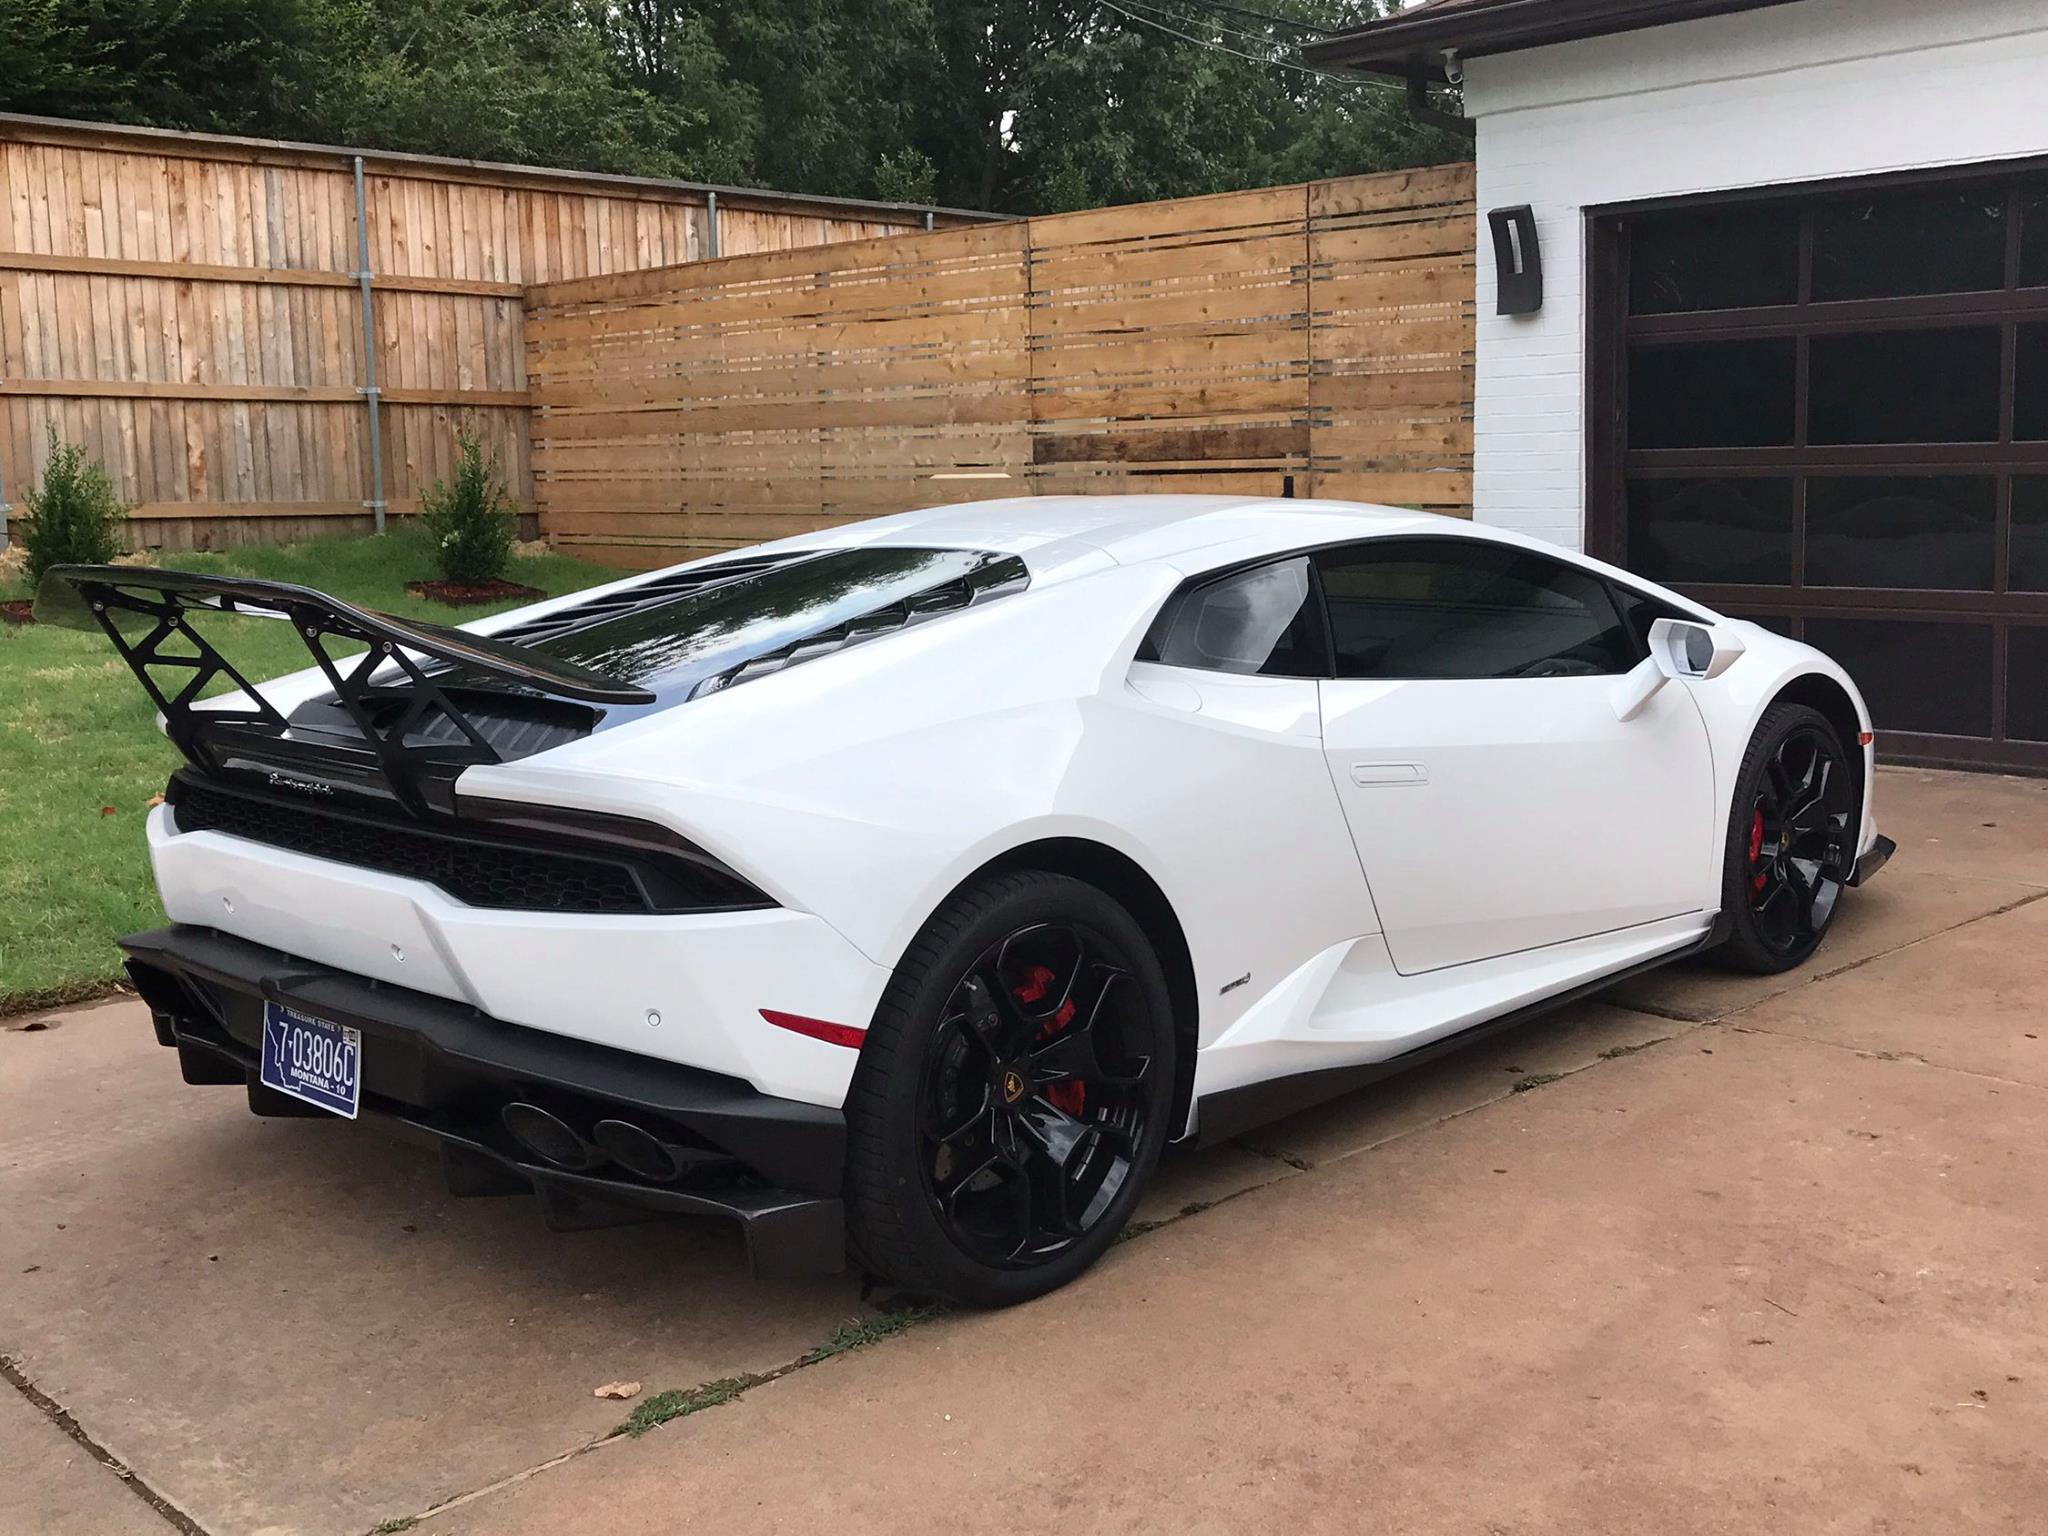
1683;623;1880;880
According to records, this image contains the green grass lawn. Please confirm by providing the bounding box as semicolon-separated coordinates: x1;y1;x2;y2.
0;535;618;1014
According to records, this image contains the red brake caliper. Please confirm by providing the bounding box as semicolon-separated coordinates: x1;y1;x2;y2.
1015;964;1085;1116
1748;808;1768;895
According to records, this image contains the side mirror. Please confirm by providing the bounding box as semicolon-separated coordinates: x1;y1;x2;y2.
1648;617;1744;681
1612;618;1745;721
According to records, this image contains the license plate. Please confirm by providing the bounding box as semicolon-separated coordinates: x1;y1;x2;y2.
259;1001;362;1119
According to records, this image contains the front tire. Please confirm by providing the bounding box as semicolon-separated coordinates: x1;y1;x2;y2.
1716;703;1855;974
844;871;1177;1307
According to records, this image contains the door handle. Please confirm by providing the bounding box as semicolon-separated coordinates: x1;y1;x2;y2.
1350;761;1427;786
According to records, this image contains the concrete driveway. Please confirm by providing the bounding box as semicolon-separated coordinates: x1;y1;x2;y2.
5;766;2045;1535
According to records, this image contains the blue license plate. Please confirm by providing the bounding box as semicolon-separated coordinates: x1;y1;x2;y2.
259;1001;362;1119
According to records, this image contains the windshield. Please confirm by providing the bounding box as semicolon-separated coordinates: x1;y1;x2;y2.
527;546;997;696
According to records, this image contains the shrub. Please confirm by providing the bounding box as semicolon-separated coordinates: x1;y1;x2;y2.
21;428;128;588
417;426;514;586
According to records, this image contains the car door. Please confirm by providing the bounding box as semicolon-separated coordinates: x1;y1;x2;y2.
1314;536;1716;976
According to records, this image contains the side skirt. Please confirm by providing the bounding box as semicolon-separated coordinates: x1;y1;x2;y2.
1192;914;1731;1146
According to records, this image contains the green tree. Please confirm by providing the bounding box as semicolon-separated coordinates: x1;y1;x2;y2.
0;0;314;133
21;429;129;589
0;2;121;116
912;1;1464;213
297;0;734;179
575;0;764;181
416;424;514;587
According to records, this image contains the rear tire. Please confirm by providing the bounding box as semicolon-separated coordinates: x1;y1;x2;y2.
844;871;1176;1307
1716;703;1855;975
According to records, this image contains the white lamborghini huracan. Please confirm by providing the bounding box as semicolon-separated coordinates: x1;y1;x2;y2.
43;495;1893;1305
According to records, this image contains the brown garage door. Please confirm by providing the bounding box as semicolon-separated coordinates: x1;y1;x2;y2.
1588;165;2048;773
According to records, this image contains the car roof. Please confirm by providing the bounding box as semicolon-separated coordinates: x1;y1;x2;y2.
749;493;1720;625
764;493;1463;572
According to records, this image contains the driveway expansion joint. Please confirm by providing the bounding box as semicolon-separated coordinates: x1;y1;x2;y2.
361;1306;948;1534
1606;998;1701;1023
1807;888;2048;986
1232;1139;1313;1171
1725;1023;2048;1096
0;1353;211;1536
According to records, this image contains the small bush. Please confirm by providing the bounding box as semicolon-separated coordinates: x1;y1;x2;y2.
417;426;514;586
21;429;128;588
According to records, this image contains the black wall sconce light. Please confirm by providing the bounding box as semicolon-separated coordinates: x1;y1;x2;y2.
1488;205;1542;315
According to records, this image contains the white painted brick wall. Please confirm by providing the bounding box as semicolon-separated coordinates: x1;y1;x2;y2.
1460;0;2048;549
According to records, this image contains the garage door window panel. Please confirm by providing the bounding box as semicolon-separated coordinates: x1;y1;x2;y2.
2014;325;2048;442
1628;477;1793;586
1807;328;2002;445
1629;205;1800;314
2013;478;2048;592
1805;476;1996;591
1811;188;2008;302
1318;543;1635;681
1628;339;1795;448
2009;627;2048;743
2020;187;2048;289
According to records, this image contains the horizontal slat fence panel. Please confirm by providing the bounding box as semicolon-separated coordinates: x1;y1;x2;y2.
528;164;1476;567
0;116;979;550
529;223;1033;559
1308;165;1477;514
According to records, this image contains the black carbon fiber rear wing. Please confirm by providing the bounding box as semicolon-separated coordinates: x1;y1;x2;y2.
35;565;653;814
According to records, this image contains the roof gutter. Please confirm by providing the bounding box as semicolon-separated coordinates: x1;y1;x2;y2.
1305;0;1806;83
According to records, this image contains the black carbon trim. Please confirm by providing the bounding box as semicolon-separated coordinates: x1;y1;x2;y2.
166;771;770;915
1849;834;1896;887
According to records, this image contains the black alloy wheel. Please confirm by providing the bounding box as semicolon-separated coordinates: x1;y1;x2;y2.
918;921;1154;1268
1719;704;1855;974
845;871;1176;1306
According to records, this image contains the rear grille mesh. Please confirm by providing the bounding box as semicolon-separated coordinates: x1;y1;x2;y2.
171;781;651;914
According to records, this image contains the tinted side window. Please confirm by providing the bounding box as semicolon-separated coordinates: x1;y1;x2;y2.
1150;557;1325;677
1317;542;1636;680
1608;583;1684;655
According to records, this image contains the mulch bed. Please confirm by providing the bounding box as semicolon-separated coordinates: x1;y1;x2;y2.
403;578;545;607
1;599;33;625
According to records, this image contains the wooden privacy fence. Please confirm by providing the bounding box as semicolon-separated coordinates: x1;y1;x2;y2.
526;163;1475;567
0;115;988;549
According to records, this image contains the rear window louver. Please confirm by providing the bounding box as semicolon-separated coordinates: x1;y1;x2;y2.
486;553;811;650
691;554;1029;697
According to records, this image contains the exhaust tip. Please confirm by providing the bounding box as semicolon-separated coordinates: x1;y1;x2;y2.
592;1118;682;1182
501;1102;599;1171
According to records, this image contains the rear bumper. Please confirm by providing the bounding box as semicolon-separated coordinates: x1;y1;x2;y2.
146;803;892;1108
122;924;847;1277
1850;833;1897;887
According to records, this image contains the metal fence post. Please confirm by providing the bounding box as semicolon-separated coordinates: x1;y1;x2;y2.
705;190;720;259
352;156;387;534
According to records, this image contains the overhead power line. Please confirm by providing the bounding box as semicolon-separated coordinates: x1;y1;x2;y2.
1114;0;1325;55
1162;0;1342;37
1095;0;1396;88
